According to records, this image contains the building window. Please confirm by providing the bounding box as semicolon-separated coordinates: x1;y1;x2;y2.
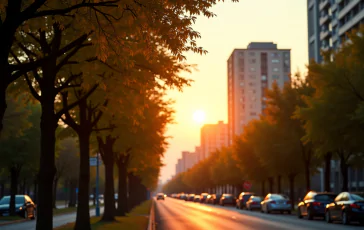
272;75;279;79
249;82;255;86
284;52;289;58
271;52;279;58
249;59;256;64
250;75;256;79
240;82;244;86
240;74;244;80
261;75;267;80
250;112;257;116
273;68;279;72
272;59;280;63
239;52;244;57
249;52;255;56
250;67;256;72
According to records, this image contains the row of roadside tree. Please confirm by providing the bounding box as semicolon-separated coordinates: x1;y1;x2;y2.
163;26;364;204
0;0;239;230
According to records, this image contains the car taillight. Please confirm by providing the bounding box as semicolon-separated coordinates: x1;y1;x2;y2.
251;201;257;205
312;202;321;206
270;201;276;204
350;203;360;209
286;200;291;204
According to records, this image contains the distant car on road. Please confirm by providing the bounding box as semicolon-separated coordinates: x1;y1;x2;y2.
261;193;291;214
0;195;36;219
156;193;165;200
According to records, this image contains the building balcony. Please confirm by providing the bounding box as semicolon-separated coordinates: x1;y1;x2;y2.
339;10;364;36
332;17;338;27
331;2;337;12
319;0;330;11
320;30;332;40
338;0;360;19
320;14;331;25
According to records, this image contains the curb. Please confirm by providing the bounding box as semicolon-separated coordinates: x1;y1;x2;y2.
146;199;156;230
0;219;27;226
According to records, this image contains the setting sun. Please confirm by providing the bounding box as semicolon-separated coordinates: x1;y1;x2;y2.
193;110;206;124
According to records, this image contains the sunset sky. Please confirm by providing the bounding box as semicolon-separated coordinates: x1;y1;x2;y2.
161;0;308;182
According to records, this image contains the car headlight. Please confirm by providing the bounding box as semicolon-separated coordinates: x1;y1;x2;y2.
19;207;23;210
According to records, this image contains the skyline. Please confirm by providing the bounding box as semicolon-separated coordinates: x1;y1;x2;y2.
160;0;308;183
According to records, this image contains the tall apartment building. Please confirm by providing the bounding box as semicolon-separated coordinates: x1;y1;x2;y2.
227;42;291;145
200;121;229;160
174;151;198;176
308;0;364;63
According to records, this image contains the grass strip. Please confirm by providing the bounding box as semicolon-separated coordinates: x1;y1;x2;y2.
54;200;152;230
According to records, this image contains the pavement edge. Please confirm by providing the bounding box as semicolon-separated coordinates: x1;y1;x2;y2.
0;218;27;226
147;199;156;230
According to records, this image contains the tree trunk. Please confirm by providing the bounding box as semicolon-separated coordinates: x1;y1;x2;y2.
324;152;332;192
339;157;349;192
128;172;140;211
277;175;281;193
53;177;59;209
9;166;20;216
33;178;38;204
0;78;7;134
261;180;265;196
116;158;128;216
68;180;77;207
36;103;57;230
288;174;296;210
101;141;115;222
304;161;311;193
268;177;274;193
74;132;91;230
0;182;5;198
22;178;26;194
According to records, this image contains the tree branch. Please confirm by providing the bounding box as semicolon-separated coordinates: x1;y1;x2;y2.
26;1;119;20
56;84;99;119
91;100;109;127
56;72;83;92
60;91;80;132
24;73;41;101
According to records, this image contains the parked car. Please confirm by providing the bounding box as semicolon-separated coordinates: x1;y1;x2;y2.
156;193;165;200
246;196;263;211
236;192;254;209
0;195;36;219
193;195;201;202
297;191;337;220
199;193;209;203
219;194;236;206
187;194;195;201
261;193;291;214
209;194;222;205
325;192;364;225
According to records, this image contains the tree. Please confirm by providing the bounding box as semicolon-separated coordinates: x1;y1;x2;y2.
0;98;40;216
53;136;80;209
298;26;364;192
266;79;317;193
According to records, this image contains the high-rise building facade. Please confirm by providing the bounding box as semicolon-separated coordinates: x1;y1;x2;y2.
227;42;291;145
200;121;228;160
307;0;364;63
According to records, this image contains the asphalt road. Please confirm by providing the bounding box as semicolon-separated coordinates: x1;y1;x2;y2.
155;198;362;230
1;207;104;230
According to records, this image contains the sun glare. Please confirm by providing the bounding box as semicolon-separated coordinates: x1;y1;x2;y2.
193;110;206;124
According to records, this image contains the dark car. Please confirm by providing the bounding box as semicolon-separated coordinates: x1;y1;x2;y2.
219;194;236;206
297;191;337;220
208;194;222;205
199;193;209;203
0;195;36;219
246;196;263;210
325;192;364;225
236;192;254;209
156;193;165;200
187;194;195;201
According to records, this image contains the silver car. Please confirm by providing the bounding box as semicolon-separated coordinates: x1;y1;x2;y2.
246;196;263;210
261;193;291;214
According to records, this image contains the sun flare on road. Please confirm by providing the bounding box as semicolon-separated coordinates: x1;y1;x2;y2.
193;110;206;124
